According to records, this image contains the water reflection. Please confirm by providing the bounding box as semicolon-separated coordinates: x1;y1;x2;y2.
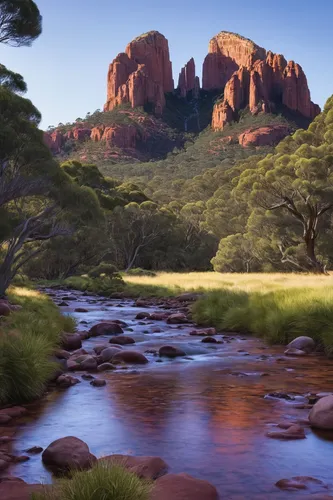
10;290;333;499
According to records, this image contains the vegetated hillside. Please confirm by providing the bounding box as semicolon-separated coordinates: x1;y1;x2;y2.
98;110;297;202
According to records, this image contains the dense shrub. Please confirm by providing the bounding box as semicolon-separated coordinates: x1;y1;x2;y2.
32;462;152;500
88;263;119;278
63;275;124;296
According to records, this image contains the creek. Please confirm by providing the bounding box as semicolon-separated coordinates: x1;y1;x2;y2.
10;289;333;499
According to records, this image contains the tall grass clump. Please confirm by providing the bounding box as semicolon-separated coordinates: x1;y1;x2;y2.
0;287;75;405
192;286;333;356
31;462;152;500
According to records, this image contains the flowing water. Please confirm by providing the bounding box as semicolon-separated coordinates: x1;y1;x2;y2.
9;289;333;498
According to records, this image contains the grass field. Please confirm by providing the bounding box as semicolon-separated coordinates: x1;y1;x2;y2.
123;271;333;293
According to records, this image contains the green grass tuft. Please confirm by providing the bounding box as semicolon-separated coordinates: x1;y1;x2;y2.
31;462;152;500
0;287;75;405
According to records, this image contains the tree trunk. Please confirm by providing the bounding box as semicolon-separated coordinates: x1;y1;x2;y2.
304;234;325;274
0;266;12;298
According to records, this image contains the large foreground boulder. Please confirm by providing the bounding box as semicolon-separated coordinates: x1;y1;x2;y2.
89;322;124;336
309;395;333;429
42;436;96;472
101;455;168;480
151;473;218;500
286;336;315;354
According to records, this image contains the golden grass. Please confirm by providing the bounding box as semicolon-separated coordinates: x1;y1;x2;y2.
123;271;333;294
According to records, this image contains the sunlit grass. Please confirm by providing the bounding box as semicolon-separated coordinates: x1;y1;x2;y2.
31;462;152;500
123;271;333;294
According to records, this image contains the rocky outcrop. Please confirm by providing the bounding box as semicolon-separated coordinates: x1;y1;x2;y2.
178;58;197;98
238;125;292;147
91;124;138;149
104;31;174;114
205;32;320;131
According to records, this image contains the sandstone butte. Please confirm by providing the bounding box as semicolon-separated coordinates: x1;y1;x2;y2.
44;30;320;154
206;31;320;130
104;31;174;115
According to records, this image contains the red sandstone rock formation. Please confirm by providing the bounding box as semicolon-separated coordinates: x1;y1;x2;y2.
204;32;320;131
90;124;138;149
43;130;64;154
104;31;174;115
238;125;292;147
178;58;197;98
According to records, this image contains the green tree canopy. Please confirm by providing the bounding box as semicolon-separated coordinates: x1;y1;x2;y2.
0;0;42;47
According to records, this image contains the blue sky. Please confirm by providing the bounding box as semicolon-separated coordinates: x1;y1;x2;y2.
0;0;331;128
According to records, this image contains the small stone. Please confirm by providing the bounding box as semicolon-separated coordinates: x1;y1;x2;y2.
26;447;43;454
266;424;306;440
75;308;88;313
90;379;106;387
97;363;115;372
82;374;94;380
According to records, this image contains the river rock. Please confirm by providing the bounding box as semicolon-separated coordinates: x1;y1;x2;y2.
286;336;316;353
190;328;216;336
89;322;124;336
201;337;218;343
0;407;27;418
0;482;46;499
109;336;135;345
100;347;123;362
93;344;109;355
276;476;327;491
26;447;43;454
0;415;11;424
309;395;333;430
61;333;82;351
149;312;168;321
42;436;96;472
56;374;80;388
74;308;88;313
159;346;186;358
177;292;202;302
101;455;168;480
97;363;116;372
166;313;189;324
151;473;218;500
136;312;151;320
284;348;307;356
112;351;149;364
266;424;306;439
54;349;71;360
90;379;106;387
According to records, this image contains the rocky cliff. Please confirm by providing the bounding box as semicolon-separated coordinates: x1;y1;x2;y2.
205;32;320;130
178;58;200;98
104;31;174;115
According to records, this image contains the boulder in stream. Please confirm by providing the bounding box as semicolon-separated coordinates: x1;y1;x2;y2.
61;333;82;351
166;313;189;324
151;473;218;500
109;336;135;345
42;436;96;472
286;336;316;353
89;322;124;336
309;395;333;430
159;346;186;358
112;351;149;365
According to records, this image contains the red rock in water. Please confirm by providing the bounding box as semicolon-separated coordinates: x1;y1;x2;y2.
101;455;168;480
151;473;219;500
206;31;320;130
238;125;291;147
104;31;174;114
178;58;196;98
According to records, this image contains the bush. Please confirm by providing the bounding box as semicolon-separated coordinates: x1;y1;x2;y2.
88;263;118;278
0;287;75;405
192;286;333;356
126;268;157;277
63;274;124;296
32;462;152;500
